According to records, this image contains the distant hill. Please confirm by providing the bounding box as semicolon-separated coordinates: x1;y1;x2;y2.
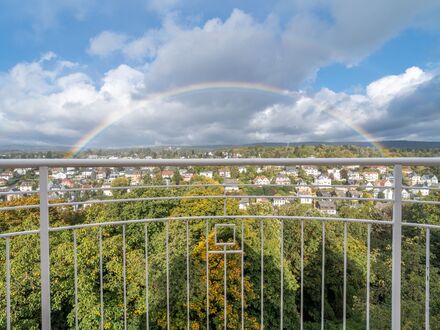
182;140;440;150
1;140;440;152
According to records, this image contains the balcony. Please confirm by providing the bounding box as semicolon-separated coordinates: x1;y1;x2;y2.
1;158;440;329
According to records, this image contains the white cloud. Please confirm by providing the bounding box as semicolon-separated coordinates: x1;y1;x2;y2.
3;3;440;148
0;52;439;148
366;66;432;105
88;31;129;57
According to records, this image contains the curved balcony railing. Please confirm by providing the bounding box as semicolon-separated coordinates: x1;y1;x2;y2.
1;158;440;329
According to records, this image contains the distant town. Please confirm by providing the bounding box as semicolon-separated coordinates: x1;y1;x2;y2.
1;144;439;215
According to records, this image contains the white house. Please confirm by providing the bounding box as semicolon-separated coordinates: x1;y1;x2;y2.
200;171;213;179
0;171;13;181
314;175;331;187
182;173;194;182
285;166;298;176
302;166;320;177
383;188;393;200
401;189;411;199
409;173;421;186
254;176;270;185
411;185;430;197
348;170;361;181
219;168;231;178
327;168;341;181
363;171;379;182
239;198;250;210
420;175;438;186
19;181;34;192
102;183;113;197
52;171;67;180
224;179;239;193
273;197;289;207
238;166;247;174
298;192;313;204
275;175;291;186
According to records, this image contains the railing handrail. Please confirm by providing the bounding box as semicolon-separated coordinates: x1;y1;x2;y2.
1;157;440;168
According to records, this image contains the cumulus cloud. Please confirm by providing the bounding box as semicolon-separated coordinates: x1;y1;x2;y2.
1;51;438;149
88;31;129;57
2;2;440;148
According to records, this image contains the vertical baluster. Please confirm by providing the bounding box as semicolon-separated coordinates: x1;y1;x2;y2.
392;165;402;330
280;219;284;330
366;224;371;330
300;220;304;330
224;246;227;330
166;221;170;330
6;238;11;330
241;219;245;330
343;222;347;330
186;220;190;330
145;224;149;329
73;230;78;330
206;220;210;330
321;222;325;330
39;166;51;329
426;228;430;330
122;225;127;330
99;227;104;330
261;219;264;329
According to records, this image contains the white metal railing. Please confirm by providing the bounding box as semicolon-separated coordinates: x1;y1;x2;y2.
1;157;440;329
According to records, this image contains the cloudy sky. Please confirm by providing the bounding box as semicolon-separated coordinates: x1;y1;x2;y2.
1;0;440;150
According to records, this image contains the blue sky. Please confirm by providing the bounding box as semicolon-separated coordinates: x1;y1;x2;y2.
1;0;440;148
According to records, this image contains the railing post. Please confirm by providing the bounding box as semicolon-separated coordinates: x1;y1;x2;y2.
392;164;402;330
39;166;51;329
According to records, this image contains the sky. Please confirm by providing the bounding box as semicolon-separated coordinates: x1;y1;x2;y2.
1;0;440;150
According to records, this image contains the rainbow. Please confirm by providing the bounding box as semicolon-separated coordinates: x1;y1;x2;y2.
65;81;387;158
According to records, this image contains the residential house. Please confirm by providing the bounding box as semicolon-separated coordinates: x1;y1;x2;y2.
297;192;313;204
363;171;379;182
302;165;320;177
238;166;247;174
256;197;270;204
61;179;75;189
219;168;231;178
275;175;291;186
401;189;411;199
409;173;421;186
273;196;289;207
348;170;361;181
347;190;363;200
254;176;270;185
314;175;331;187
19;181;34;192
52;171;67;180
411;184;430;197
224;179;239;193
0;178;7;188
239;198;250;210
420;174;438;186
0;171;13;181
316;200;337;215
102;182;113;197
200;171;213;179
285;166;298;176
182;173;194;182
317;190;332;199
327;168;341;181
161;170;174;179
